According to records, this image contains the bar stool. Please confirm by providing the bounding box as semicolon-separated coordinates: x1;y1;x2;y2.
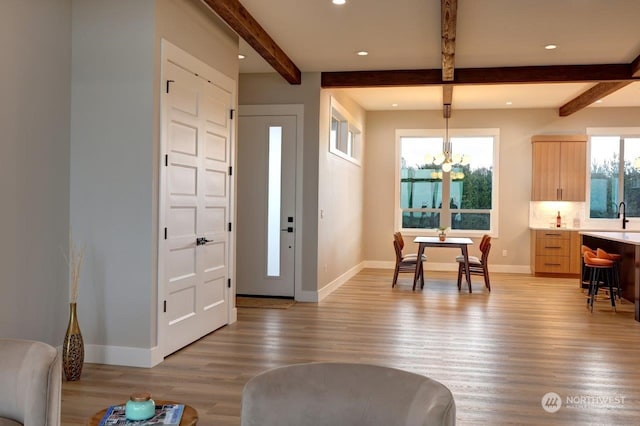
583;250;617;312
596;248;622;301
581;245;596;287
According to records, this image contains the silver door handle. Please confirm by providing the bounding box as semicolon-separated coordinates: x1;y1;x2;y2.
281;227;294;233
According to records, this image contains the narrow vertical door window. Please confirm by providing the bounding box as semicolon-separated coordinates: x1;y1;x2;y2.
267;126;282;276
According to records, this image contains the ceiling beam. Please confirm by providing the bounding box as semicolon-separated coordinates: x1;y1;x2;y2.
557;53;640;116
632;53;640;77
558;81;631;117
441;0;457;82
202;0;301;84
321;64;635;88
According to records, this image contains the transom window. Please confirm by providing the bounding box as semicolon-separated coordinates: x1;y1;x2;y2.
588;129;640;220
396;128;499;235
329;97;361;165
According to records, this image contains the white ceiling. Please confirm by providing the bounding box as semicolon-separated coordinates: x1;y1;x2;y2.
234;0;640;112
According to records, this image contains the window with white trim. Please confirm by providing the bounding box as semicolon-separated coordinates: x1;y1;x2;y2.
396;128;499;235
588;128;640;220
329;97;361;165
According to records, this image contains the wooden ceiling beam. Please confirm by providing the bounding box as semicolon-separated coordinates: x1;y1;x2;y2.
559;81;631;116
557;53;640;116
441;0;457;82
631;53;640;77
202;0;301;84
321;64;634;88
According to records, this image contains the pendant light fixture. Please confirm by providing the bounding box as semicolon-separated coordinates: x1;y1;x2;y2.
432;114;470;173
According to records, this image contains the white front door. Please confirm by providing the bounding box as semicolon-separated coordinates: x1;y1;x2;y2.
237;111;298;297
159;42;234;357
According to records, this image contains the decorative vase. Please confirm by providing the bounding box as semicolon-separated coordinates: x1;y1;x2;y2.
62;302;84;381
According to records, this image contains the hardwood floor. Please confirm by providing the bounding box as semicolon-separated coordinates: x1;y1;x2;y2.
62;270;640;425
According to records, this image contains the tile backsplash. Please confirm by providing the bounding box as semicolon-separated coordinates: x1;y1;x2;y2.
529;201;585;228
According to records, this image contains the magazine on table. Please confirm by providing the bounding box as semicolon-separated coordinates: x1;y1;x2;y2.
98;403;184;425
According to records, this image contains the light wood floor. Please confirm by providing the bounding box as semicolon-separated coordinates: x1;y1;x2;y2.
62;270;640;425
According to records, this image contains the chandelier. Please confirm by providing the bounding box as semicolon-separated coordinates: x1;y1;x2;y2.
429;114;470;173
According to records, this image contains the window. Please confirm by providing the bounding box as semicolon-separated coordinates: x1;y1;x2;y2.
396;129;499;235
330;97;361;164
588;128;640;220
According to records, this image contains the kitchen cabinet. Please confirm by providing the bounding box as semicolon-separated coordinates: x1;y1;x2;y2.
531;135;587;201
530;229;581;276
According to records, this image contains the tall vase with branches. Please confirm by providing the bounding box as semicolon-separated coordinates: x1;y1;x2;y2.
63;235;85;381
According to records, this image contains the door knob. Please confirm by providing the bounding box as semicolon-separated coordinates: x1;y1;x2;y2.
280;227;294;233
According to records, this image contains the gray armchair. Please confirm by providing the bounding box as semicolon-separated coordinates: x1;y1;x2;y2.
241;362;456;426
0;338;61;426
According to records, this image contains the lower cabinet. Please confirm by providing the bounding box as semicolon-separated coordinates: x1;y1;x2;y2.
530;229;581;276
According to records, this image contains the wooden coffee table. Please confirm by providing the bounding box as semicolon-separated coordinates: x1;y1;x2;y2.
87;400;198;425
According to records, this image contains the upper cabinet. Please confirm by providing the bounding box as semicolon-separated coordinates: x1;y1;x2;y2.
531;135;587;201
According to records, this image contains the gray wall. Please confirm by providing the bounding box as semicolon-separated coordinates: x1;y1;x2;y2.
70;0;238;358
238;73;321;293
0;0;71;345
71;0;156;349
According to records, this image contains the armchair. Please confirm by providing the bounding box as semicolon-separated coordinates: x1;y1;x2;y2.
0;338;61;426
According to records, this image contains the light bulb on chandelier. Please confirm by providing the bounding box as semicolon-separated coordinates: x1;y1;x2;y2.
435;110;471;173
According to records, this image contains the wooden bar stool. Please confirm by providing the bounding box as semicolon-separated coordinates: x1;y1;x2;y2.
583;250;617;312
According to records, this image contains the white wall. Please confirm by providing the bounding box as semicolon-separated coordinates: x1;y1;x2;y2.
364;106;640;271
0;0;71;345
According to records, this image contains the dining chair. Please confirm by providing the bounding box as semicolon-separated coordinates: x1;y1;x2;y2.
392;232;425;289
456;234;491;292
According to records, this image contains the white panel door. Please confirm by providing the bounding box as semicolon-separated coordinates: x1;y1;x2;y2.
161;58;231;356
237;114;296;297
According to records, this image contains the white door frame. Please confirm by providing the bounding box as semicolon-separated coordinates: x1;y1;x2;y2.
156;39;237;363
238;104;304;300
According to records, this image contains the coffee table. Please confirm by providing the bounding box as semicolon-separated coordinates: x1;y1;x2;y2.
87;399;198;425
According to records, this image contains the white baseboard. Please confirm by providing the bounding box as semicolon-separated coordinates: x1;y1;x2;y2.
318;262;365;301
84;344;162;368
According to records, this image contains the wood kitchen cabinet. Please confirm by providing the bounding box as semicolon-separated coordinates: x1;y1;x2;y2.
530;229;581;276
531;135;587;201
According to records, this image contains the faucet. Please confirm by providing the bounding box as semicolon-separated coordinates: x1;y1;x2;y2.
617;201;629;229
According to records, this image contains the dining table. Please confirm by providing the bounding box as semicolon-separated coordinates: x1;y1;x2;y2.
413;236;475;292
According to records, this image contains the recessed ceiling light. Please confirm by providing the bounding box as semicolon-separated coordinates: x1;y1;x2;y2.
544;44;557;50
238;54;246;59
506;101;513;105
392;103;399;107
595;99;603;103
357;51;368;56
332;0;346;4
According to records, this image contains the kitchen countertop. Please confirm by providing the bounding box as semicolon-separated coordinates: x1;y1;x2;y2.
580;231;640;245
529;226;634;231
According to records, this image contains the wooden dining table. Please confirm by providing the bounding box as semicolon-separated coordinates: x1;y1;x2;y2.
413;236;475;292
